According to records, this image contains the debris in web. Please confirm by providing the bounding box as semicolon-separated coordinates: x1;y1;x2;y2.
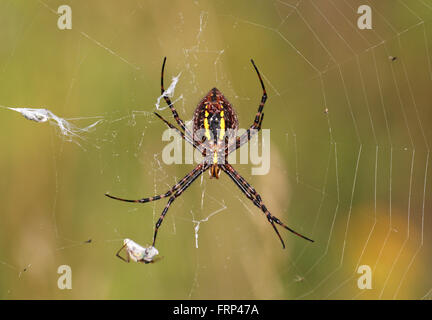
1;105;104;145
7;107;51;122
155;73;182;110
18;264;32;279
191;198;227;249
119;238;160;264
55;238;93;251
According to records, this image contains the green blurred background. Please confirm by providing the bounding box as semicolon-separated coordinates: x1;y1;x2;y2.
0;0;431;299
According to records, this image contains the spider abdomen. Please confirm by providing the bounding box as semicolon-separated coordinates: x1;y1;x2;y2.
193;87;238;143
192;88;238;179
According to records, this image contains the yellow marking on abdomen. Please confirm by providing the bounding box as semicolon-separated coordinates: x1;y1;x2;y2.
204;117;211;140
219;117;225;140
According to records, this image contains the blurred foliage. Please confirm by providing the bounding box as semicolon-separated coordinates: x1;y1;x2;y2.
0;0;431;299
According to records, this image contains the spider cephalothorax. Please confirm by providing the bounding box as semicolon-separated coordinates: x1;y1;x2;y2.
105;57;313;258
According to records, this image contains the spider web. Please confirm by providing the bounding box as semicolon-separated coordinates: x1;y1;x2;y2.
0;0;431;299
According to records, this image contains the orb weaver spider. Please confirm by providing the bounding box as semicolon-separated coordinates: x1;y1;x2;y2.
105;57;314;249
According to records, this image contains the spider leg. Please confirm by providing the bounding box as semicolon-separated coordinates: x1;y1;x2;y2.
226;59;267;155
105;163;205;203
250;59;267;128
154;112;203;153
161;57;195;143
161;57;185;130
116;243;130;263
227;113;265;155
152;163;209;246
220;164;286;248
221;164;314;248
225;164;314;242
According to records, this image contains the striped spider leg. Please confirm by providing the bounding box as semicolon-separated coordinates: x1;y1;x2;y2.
227;59;266;155
221;164;314;248
106;163;209;247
